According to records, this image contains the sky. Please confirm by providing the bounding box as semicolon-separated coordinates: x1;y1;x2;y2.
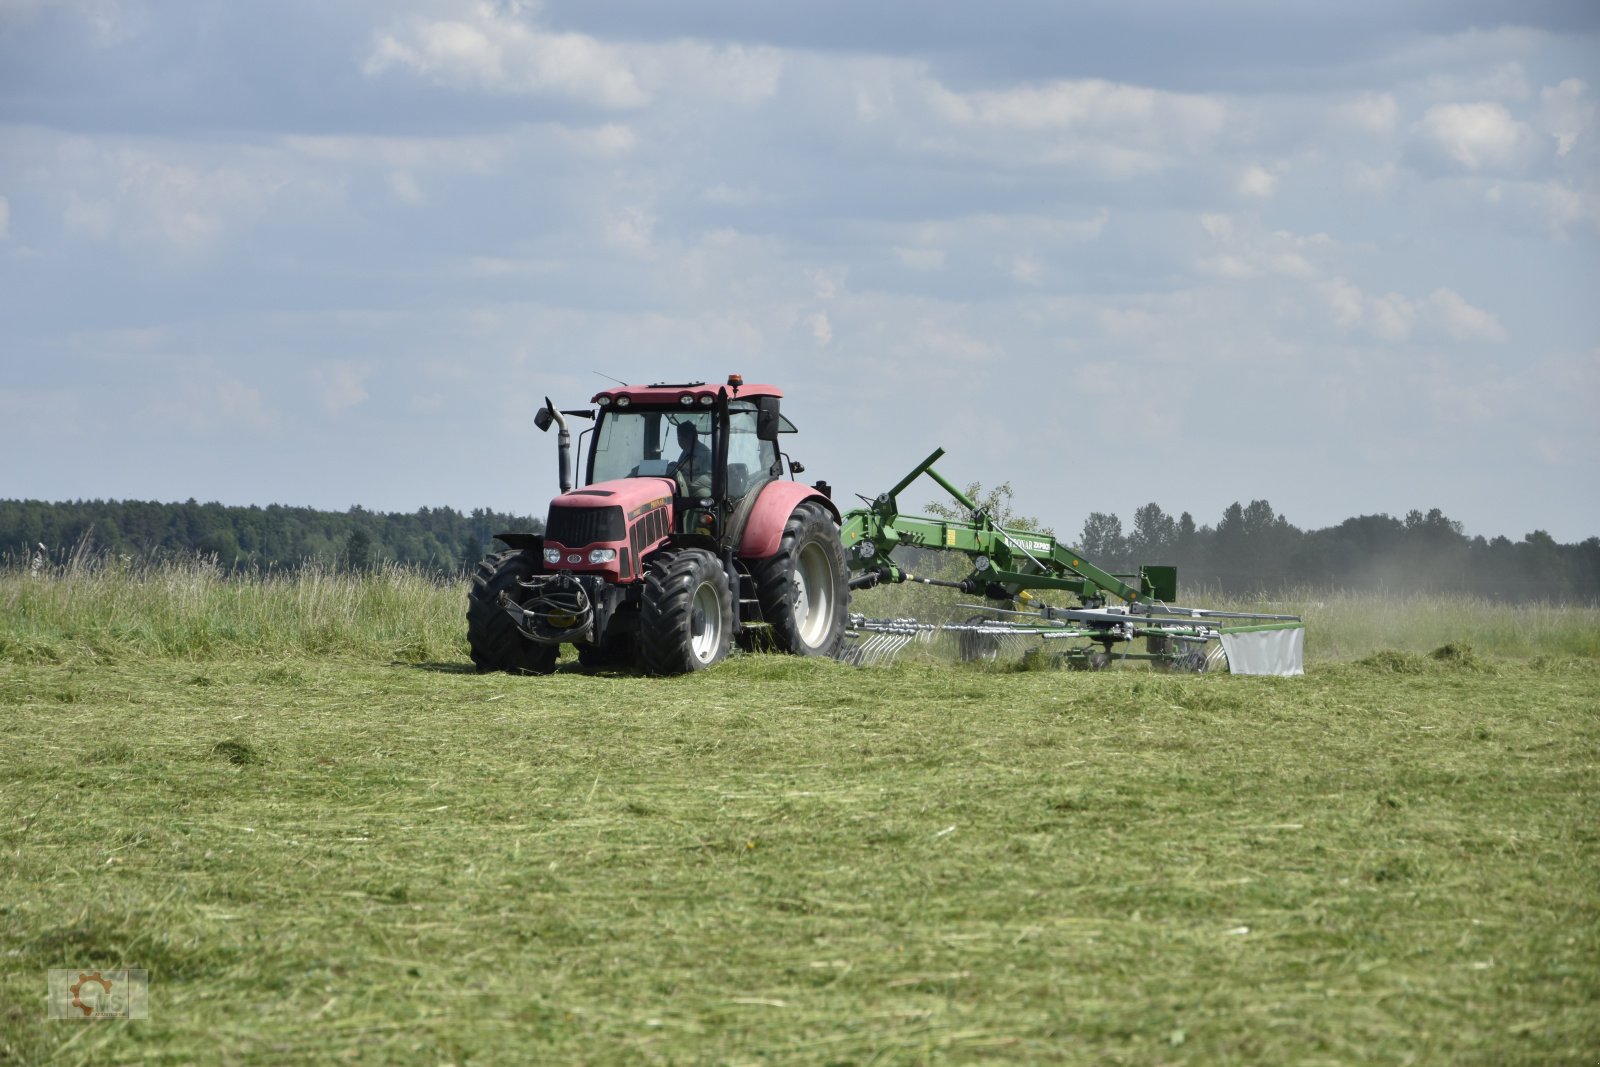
1;0;1596;543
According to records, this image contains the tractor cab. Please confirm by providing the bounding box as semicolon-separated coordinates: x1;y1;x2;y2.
585;379;792;540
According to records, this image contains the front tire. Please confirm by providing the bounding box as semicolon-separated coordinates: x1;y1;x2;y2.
754;504;850;657
467;550;559;675
639;548;733;675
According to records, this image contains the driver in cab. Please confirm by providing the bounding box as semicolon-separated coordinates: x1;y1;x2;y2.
667;420;713;495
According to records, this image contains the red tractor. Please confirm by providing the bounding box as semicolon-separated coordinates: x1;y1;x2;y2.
467;375;850;675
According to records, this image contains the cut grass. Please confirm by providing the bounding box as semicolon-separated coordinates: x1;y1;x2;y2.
2;645;1597;1064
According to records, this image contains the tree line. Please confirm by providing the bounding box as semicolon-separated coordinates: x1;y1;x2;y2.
926;483;1599;602
0;499;543;575
5;493;1596;600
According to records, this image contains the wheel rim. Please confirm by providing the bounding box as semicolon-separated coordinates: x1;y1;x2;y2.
689;579;723;663
792;542;834;647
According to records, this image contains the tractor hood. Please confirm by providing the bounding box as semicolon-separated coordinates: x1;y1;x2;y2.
548;478;673;517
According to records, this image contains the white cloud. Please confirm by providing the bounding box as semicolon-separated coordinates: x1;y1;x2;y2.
807;267;845;300
282;132;509;172
1368;292;1416;342
1330;92;1399;138
1238;164;1278;199
365;8;648;108
388;171;424;205
1197;215;1327;283
601;204;656;255
894;246;945;271
1345;161;1396;194
923;75;1228;177
0;194;9;239
313;362;373;414
702;183;761;206
151;379;278;433
1007;254;1044;285
1538;78;1595;157
363;4;782;110
1319;278;1506;344
1419;61;1532;105
1410;101;1542;173
0;0;138;45
806;310;832;346
1424;288;1509;344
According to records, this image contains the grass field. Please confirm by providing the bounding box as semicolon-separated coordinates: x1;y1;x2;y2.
1;563;1597;1064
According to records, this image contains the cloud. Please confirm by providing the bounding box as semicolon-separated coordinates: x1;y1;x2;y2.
1329;92;1399;138
1538;78;1595;157
1196;213;1327;282
805;310;832;345
387;171;424;205
921;75;1229;177
1409;101;1542;173
1345;160;1396;194
150;379;279;433
0;0;139;45
0;194;9;238
1237;164;1278;198
1419;61;1533;104
363;3;783;111
894;246;944;271
30;133;344;251
313;361;373;414
1424;287;1509;343
365;6;647;108
1319;278;1507;344
602;204;656;255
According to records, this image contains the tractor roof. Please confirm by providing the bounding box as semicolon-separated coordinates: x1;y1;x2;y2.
590;376;782;407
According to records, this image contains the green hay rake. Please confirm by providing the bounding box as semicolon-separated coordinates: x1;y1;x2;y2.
837;449;1305;675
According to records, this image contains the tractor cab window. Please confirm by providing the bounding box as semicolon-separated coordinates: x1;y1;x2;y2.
590;409;715;491
726;402;778;500
588;404;774;499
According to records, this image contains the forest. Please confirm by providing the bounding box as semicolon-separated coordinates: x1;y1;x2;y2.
2;494;1595;600
0;499;541;576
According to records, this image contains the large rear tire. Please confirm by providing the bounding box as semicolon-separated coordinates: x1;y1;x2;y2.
467;550;559;675
754;503;850;657
639;548;733;675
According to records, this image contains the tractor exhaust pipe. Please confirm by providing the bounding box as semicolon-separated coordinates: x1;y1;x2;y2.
534;396;573;494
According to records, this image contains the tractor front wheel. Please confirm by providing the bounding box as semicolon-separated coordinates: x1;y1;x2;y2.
639;548;733;675
467;550;559;675
754;503;850;657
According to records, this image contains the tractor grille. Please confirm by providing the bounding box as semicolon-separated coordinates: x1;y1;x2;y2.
545;505;624;547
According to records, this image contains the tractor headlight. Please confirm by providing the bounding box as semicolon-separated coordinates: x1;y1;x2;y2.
588;548;617;564
543;548;562;565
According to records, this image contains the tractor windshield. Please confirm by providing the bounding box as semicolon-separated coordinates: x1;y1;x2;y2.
588;403;778;499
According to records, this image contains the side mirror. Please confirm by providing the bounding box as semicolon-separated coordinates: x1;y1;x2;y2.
756;396;781;441
534;404;554;433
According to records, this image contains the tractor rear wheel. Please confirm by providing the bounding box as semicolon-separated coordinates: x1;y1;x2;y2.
467;550;559;675
639;548;732;675
754;503;850;657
